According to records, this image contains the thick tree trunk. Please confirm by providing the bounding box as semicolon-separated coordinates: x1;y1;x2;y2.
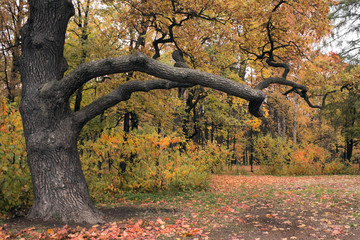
18;0;103;224
25;128;103;224
20;96;103;223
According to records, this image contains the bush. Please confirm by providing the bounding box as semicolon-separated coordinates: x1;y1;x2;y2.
255;136;359;176
0;99;32;217
80;128;229;202
255;134;292;175
323;159;359;175
323;159;347;174
286;144;329;175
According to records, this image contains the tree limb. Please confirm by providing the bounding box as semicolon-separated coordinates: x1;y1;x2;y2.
73;79;194;127
41;49;328;121
255;76;308;91
292;89;336;109
42;52;266;116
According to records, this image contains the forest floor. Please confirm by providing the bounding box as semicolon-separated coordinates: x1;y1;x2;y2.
1;174;360;239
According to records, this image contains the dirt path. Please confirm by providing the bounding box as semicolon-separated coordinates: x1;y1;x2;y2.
2;175;360;239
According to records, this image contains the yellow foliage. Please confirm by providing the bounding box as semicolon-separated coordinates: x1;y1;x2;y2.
0;99;32;217
80;126;232;200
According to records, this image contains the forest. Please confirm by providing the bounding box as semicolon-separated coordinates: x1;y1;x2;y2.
0;0;360;238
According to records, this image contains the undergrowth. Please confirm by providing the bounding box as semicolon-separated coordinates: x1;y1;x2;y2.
0;99;358;218
79;128;230;203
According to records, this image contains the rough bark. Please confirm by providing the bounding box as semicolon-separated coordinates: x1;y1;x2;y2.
25;130;103;224
18;0;103;224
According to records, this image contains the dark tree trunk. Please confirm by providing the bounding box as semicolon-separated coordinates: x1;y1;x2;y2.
25;137;103;224
74;0;91;112
74;85;83;112
345;138;354;162
124;111;131;133
18;0;103;224
231;131;237;165
249;130;254;172
131;111;138;129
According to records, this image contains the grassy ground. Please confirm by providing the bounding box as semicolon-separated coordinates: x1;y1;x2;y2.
1;174;360;239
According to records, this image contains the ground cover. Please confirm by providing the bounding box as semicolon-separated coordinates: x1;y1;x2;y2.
1;174;360;239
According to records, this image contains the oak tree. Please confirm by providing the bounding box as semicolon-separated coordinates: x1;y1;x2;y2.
18;0;331;224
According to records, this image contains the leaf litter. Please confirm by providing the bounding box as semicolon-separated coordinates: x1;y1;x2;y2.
1;175;360;239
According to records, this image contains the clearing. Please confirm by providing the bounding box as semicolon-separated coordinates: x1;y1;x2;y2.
1;175;360;239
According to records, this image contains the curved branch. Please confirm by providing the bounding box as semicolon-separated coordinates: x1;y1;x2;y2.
293;89;336;109
254;76;337;111
42;51;327;122
250;75;309;117
266;58;290;79
44;52;266;116
73;79;193;127
40;55;136;99
255;76;308;91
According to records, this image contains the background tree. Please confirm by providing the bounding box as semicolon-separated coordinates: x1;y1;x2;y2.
319;0;360;163
330;0;360;63
0;0;27;102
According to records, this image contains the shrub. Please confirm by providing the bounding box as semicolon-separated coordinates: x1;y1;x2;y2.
323;159;347;174
255;134;292;175
0;99;32;217
255;137;359;176
286;144;329;175
80;128;229;202
323;159;359;175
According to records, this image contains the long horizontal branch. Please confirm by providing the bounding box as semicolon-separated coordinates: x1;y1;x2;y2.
41;53;266;105
41;52;267;117
40;50;325;121
73;79;193;127
45;50;324;122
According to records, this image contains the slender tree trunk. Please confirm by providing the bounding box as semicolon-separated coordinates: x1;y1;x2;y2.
74;85;84;112
211;122;215;143
277;110;282;137
243;145;247;165
18;0;103;224
346;138;354;162
124;111;131;133
293;99;298;146
249;130;254;172
232;131;237;165
74;0;91;112
282;116;286;138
